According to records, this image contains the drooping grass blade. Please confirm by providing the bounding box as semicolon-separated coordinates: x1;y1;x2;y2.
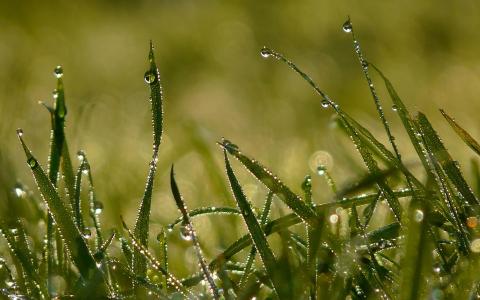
133;41;164;277
224;150;284;298
170;165;220;299
219;139;318;226
16;131;105;292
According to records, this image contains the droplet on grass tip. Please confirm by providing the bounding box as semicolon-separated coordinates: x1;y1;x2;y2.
54;66;63;78
342;18;352;33
260;47;272;58
14;186;25;198
77;150;85;161
321;100;329;108
16;128;23;137
317;165;326;176
93;201;104;215
144;70;157;84
180;224;192;241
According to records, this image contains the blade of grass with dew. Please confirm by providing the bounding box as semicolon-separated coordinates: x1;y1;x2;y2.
170;165;220;299
224;150;284;298
166;207;240;229
0;220;48;298
156;229;168;292
440;109;480;157
121;218;195;298
133;41;164;278
219;139;318;226
16;132;106;292
417;113;479;207
73;152;87;232
261;47;403;222
83;153;104;250
238;191;273;288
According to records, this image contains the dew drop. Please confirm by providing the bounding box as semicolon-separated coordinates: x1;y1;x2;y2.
144;70;157;84
16;128;23;137
77;150;85;162
180;224;192;241
470;238;480;253
329;214;339;224
83;228;92;239
93;201;104;215
52;89;59;99
27;157;37;169
14;187;25;198
321;100;329;108
414;209;424;222
342;18;352;33
301;175;312;191
167;225;174;233
260;47;272;58
54;66;63;78
317;165;326;176
392;105;398;112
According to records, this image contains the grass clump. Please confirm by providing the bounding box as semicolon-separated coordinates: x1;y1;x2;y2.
2;17;480;299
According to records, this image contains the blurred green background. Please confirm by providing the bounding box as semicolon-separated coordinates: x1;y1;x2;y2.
1;0;480;276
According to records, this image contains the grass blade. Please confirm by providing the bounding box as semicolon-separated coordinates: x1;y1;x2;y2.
133;41;164;276
170;165;220;299
440;109;480;156
224;150;283;297
219;139;318;226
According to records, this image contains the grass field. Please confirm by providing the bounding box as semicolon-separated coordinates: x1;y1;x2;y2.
2;1;480;299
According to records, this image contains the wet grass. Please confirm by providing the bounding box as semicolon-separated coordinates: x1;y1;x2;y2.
2;18;480;299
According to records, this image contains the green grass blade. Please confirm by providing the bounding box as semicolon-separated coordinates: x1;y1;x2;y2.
73;152;87;232
219;139;318;226
16;131;104;287
156;229;169;291
440;109;480;156
170;165;220;299
133;41;164;277
166;207;240;229
262;48;403;223
224;150;284;298
416;112;479;207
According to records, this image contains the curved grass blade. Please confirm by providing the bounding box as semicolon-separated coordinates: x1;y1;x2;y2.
170;166;220;299
121;218;195;298
16;132;104;288
224;150;284;298
219;139;318;226
166;206;240;229
261;48;402;223
440;109;480;157
133;41;164;277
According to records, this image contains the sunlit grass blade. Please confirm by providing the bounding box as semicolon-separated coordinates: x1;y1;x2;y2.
121;218;195;298
156;229;169;291
133;41;164;277
166;207;240;229
440;109;480;156
224;150;284;298
219;139;318;226
416;112;479;207
261;47;403;223
238;191;273;288
170;165;220;299
0;220;48;298
16;131;104;289
83;154;104;250
73;152;87;232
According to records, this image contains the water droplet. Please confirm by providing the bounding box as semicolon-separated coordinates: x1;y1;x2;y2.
317;165;326;176
301;175;312;191
16;128;23;137
167;225;174;233
54;66;63;78
27;157;37;169
82;164;90;175
14;187;25;198
52;89;59;99
321;100;329;108
180;224;192;241
342;18;352;33
471;239;480;253
83;228;92;239
144;70;157;84
329;214;339;224
414;209;424;222
260;47;272;58
77;150;85;161
93;201;103;215
392;105;398;112
467;216;478;228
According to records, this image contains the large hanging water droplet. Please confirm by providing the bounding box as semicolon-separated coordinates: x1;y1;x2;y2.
342;18;352;33
16;128;23;137
392;105;398;112
83;228;92;239
414;209;424;222
317;165;327;176
329;214;339;224
14;185;25;198
260;47;272;58
144;70;157;84
321;100;329;108
27;157;37;169
93;201;104;215
180;224;192;241
77;150;85;162
54;66;63;78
